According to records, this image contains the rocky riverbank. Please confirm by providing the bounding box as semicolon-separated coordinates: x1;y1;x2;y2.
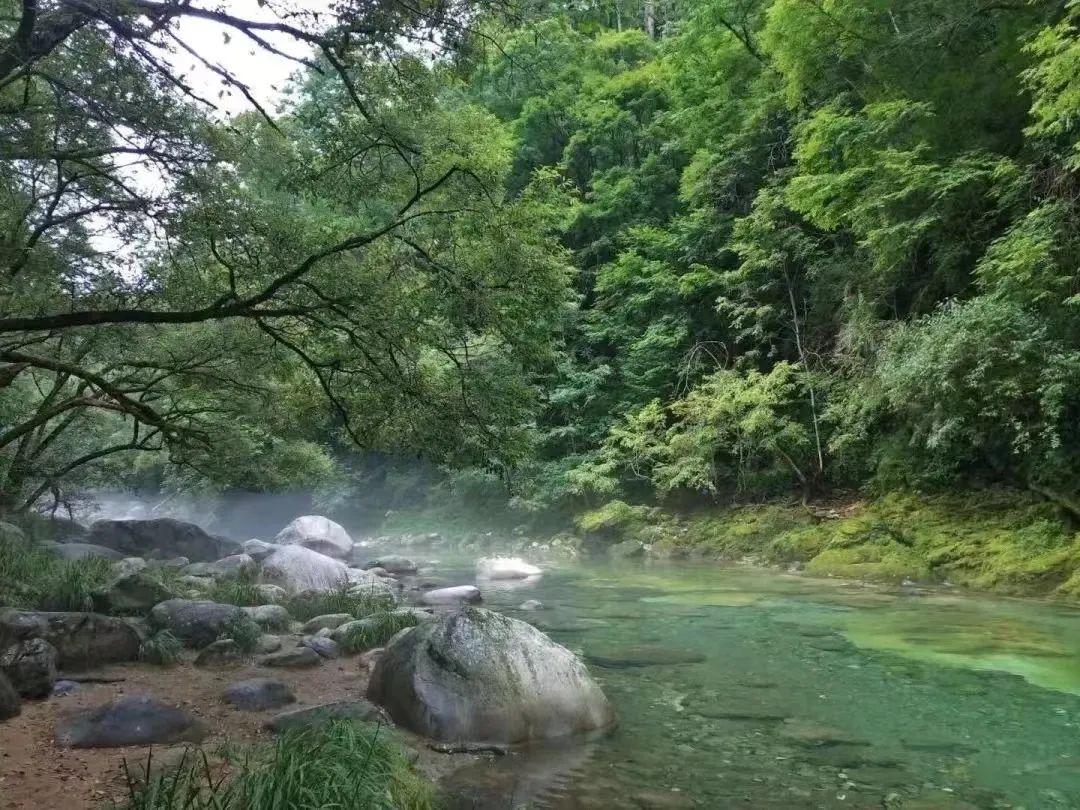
0;514;610;808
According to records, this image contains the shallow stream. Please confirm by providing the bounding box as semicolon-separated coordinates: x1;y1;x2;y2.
423;555;1080;809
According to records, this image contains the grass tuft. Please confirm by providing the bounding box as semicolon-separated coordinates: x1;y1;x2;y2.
339;611;419;654
218;614;262;653
139;630;183;666
118;720;433;810
285;583;394;622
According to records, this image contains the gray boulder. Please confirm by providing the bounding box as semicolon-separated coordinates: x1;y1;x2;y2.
368;607;616;745
260;545;349;594
183;553;257;580
0;638;57;698
86;518;237;562
224;678;296;711
300;636;340;659
94;570;179;615
241;539;281;562
255;583;287;603
149;599;244;648
260;647;321;668
256;634;283;654
265;699;383;733
0;609;140;669
55;696;207;748
362;555;417;575
0;671;19;720
194;639;243;667
45;542;123;561
420;586;482;606
301;613;354;634
274;515;353;559
242;604;290;631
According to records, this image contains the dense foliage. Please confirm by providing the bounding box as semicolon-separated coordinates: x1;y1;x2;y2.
4;0;1080;520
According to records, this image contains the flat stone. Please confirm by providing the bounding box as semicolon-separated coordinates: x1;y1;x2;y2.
194;639;243;667
301;613;354;634
55;696;206;748
265;700;383;733
259;647;321;668
299;636;340;659
223;678;296;711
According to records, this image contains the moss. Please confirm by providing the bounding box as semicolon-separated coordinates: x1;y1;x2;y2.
600;488;1080;600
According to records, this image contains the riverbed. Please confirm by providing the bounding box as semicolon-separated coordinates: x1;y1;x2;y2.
422;554;1080;809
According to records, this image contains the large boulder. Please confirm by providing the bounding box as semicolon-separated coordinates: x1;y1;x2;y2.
260;647;321;669
86;519;237;562
0;609;141;670
0;671;19;720
149;599;244;648
367;607;616;745
259;545;349;594
0;638;57;698
55;696;207;748
274;516;353;559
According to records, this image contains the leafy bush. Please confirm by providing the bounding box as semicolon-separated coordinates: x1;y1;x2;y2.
119;720;433;810
285;584;394;622
139;631;183;666
218;615;262;654
338;611;419;654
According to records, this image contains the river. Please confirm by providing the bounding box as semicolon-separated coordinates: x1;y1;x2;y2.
417;553;1080;809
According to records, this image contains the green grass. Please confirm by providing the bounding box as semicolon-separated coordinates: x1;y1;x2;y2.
218;614;263;653
119;720;434;810
139;630;183;666
338;611;419;654
284;583;395;622
0;531;113;611
204;570;265;607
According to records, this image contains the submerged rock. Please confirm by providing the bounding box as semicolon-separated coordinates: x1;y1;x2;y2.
518;600;545;611
368;606;616;744
260;545;349;594
149;599;244;648
0;609;141;669
420;585;482;607
584;644;706;669
275;515;353;559
0;638;57;698
476;557;542;580
223;678;295;711
363;555;417;575
55;696;206;748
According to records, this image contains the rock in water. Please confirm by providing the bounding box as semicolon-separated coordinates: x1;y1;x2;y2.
368;607;616;744
363;555;417;575
86;518;236;562
0;671;19;720
0;638;57;698
274;515;353;559
223;678;295;711
55;696;206;748
149;600;244;648
0;610;141;669
259;545;349;594
420;586;482;606
476;557;542;580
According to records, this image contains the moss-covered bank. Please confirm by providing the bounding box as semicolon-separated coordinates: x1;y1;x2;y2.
575;489;1080;600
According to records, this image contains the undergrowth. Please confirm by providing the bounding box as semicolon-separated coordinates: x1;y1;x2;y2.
338;611;419;654
285;583;394;622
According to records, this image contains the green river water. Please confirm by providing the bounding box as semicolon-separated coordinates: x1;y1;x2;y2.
426;556;1080;809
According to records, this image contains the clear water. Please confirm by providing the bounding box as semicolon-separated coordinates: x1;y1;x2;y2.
425;556;1080;809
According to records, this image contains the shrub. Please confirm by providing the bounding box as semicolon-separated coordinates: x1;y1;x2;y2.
119;720;434;810
139;631;183;666
218;615;262;653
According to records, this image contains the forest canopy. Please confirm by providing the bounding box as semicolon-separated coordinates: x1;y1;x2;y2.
3;0;1080;520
